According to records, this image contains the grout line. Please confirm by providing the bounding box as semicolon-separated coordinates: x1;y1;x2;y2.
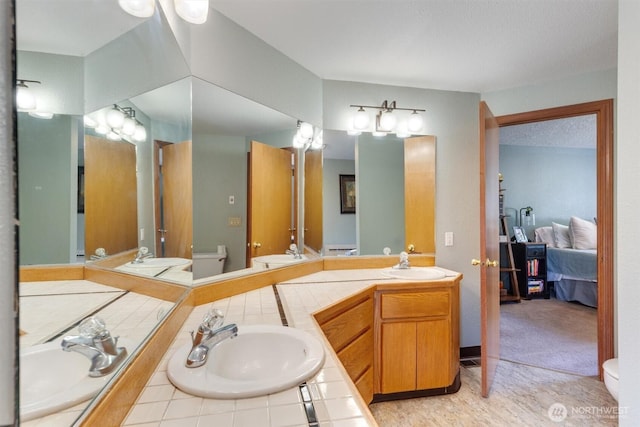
272;284;319;426
45;291;130;342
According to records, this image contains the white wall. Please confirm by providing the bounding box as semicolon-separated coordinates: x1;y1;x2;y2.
617;1;640;424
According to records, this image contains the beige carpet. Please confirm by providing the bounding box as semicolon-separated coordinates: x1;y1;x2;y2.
500;297;598;377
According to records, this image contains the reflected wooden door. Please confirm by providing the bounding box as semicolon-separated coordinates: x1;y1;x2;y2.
84;135;137;257
248;140;293;261
304;149;323;252
479;101;501;397
162;141;193;258
404;135;436;254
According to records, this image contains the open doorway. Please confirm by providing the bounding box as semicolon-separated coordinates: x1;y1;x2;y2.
496;100;614;379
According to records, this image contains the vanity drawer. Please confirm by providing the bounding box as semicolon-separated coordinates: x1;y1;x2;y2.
380;291;449;319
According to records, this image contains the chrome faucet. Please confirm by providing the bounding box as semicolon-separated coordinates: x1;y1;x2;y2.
132;246;153;263
394;251;411;269
61;316;128;377
285;243;303;259
186;308;238;368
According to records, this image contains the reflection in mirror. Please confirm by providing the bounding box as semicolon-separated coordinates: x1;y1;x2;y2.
191;78;301;278
322;130;435;256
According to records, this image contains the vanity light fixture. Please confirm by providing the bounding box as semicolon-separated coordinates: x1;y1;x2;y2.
118;0;210;24
293;120;323;150
88;104;147;143
174;0;209;24
349;100;426;136
118;0;155;18
16;79;40;112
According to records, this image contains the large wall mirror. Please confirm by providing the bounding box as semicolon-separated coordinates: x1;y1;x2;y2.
322;130;436;256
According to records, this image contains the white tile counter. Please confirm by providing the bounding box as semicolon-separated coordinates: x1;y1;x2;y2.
123;270;395;427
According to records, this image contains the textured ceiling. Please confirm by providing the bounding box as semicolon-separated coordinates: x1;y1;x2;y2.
499;115;596;149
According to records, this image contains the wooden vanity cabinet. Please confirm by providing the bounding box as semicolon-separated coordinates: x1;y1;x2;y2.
314;288;375;402
374;280;460;399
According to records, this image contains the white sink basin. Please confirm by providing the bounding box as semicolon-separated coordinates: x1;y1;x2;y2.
122;257;191;269
167;324;325;399
252;254;307;269
382;267;446;281
20;339;133;421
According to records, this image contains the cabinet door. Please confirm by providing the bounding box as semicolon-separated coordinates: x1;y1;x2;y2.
416;319;451;389
380;322;416;393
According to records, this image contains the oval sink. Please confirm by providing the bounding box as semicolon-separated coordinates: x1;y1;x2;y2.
122;257;191;269
252;254;307;269
167;324;325;399
20;339;133;421
382;267;446;281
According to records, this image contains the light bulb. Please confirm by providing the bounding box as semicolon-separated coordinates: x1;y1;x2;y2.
407;111;423;133
372;131;387;137
311;130;323;150
122;116;137;136
118;0;155;18
107;130;122;141
292;132;306;149
133;124;147;142
175;0;209;24
353;107;370;130
95;124;109;135
106;107;125;129
299;122;314;139
16;83;37;111
379;110;397;131
84;115;97;128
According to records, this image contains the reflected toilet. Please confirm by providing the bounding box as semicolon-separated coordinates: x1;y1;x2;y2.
192;247;226;280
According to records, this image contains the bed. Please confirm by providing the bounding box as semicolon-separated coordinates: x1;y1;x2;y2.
534;217;598;307
546;247;598;307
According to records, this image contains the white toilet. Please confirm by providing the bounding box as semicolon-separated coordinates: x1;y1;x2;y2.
192;248;227;280
603;358;618;401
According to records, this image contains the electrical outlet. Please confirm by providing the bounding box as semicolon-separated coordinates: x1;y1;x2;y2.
445;231;454;247
228;217;241;227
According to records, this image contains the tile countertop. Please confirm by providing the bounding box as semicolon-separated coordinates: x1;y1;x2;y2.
123;267;460;427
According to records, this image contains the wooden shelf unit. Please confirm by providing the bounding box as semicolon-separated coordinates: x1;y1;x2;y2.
499;216;520;303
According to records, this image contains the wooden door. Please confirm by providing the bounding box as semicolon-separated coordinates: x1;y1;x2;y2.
404;135;436;254
380;321;417;393
479;101;501;397
416;319;450;389
248;140;293;259
84;135;137;257
162;141;193;258
304;149;323;252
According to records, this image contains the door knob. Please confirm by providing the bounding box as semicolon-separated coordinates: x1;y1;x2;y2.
471;259;482;266
253;242;262;249
486;259;498;267
408;244;415;253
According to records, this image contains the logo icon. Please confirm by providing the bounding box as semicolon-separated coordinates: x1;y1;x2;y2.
548;403;568;422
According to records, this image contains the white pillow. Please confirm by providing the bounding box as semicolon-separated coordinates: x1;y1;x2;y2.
534;226;556;247
552;222;572;248
569;216;597;249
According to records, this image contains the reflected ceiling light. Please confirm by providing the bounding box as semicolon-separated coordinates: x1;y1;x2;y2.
122;116;137;136
84;115;98;128
107;130;122;141
95;124;109;135
133;123;147;142
349;100;426;136
174;0;209;24
28;111;54;119
347;129;361;136
293;120;322;151
106;105;126;129
16;79;40;112
118;0;155;18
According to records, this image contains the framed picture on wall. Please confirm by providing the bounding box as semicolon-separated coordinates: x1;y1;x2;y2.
339;174;356;214
513;226;527;243
77;166;85;213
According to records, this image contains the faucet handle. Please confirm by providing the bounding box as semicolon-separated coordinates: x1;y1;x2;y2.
202;308;224;329
78;316;107;337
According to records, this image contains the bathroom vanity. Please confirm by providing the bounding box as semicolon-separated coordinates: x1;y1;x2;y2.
314;273;461;403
